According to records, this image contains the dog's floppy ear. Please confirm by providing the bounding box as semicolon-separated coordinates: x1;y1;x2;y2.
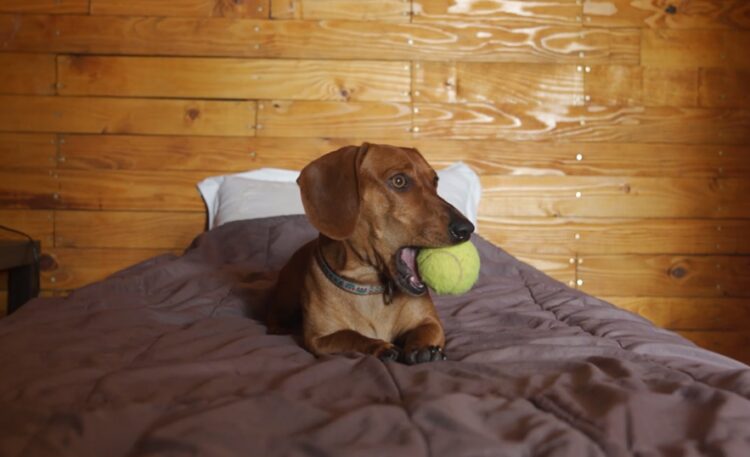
297;143;369;240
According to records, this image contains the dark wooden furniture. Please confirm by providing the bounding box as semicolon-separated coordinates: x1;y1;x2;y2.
0;239;40;314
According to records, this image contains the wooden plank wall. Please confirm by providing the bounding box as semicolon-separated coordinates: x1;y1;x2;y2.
0;0;748;363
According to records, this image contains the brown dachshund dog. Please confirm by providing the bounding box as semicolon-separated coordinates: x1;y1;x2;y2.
267;143;474;364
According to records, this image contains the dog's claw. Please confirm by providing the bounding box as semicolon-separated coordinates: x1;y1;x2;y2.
377;346;401;362
405;345;446;365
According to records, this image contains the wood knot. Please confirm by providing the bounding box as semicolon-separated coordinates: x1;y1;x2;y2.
39;254;58;271
621;183;631;194
669;266;687;279
665;5;677;14
186;108;200;121
339;88;350;100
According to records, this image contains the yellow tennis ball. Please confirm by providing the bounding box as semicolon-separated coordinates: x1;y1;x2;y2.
417;241;480;295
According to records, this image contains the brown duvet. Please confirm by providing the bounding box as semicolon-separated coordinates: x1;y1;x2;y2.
1;215;748;457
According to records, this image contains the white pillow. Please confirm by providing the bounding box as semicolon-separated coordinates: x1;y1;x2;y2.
197;163;481;230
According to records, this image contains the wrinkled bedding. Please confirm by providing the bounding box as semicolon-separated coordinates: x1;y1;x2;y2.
1;215;748;457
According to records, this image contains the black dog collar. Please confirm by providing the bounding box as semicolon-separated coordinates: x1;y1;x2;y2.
315;245;386;296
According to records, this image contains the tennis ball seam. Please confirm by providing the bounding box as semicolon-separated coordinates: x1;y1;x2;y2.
417;241;480;295
424;251;464;282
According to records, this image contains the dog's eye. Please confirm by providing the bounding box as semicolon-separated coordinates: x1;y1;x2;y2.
390;173;409;190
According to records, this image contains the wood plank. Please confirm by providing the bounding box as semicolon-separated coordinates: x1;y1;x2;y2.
0;96;255;136
257;101;411;139
0;170;59;209
641;67;699;107
0;53;56;96
677;331;750;365
586;66;700;107
583;0;750;29
479;217;750;255
514;254;576;284
271;0;410;21
55;211;204;249
0;15;639;63
91;0;269;18
414;0;580;25
41;247;178;290
57;170;207;211
58;135;347;171
57;135;750;178
58;56;410;102
275;22;637;64
642;30;750;69
0;210;54;247
414;62;583;105
603;296;750;331
699;68;750;108
478;176;750;218
413;103;750;144
0;133;57;168
578;255;750;297
585;65;643;106
0;0;88;14
587;66;750;108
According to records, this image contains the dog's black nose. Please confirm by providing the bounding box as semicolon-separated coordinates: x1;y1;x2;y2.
449;217;474;242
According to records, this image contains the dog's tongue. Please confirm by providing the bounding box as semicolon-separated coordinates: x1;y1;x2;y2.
400;248;423;289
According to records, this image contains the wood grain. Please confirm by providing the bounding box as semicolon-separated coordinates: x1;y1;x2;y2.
271;0;410;21
58;135;354;171
0;96;255;136
91;0;269;18
677;331;750;365
642;30;750;69
413;103;750;144
414;62;583;105
586;66;700;107
0;133;57;169
699;68;750;108
56;210;204;249
0;53;56;96
514;254;576;284
585;65;643;106
478;176;750;218
583;0;750;29
41;247;179;290
578;255;750;297
58;55;410;101
641;67;699;107
0;0;88;14
480;217;750;255
0;170;59;209
604;296;750;331
0;209;54;246
414;0;580;25
57;170;207;211
587;66;750;108
257;101;412;138
56;135;750;178
0;15;639;63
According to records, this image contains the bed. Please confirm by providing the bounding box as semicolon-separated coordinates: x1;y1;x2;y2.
1;212;749;457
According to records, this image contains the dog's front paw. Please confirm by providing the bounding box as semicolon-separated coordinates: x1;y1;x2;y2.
404;345;447;365
372;343;401;362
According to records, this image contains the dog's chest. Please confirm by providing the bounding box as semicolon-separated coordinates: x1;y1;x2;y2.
349;295;404;341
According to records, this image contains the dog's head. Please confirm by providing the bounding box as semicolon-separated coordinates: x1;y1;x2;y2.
298;143;474;296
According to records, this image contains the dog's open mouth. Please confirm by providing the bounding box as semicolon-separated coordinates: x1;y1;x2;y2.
395;247;427;296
